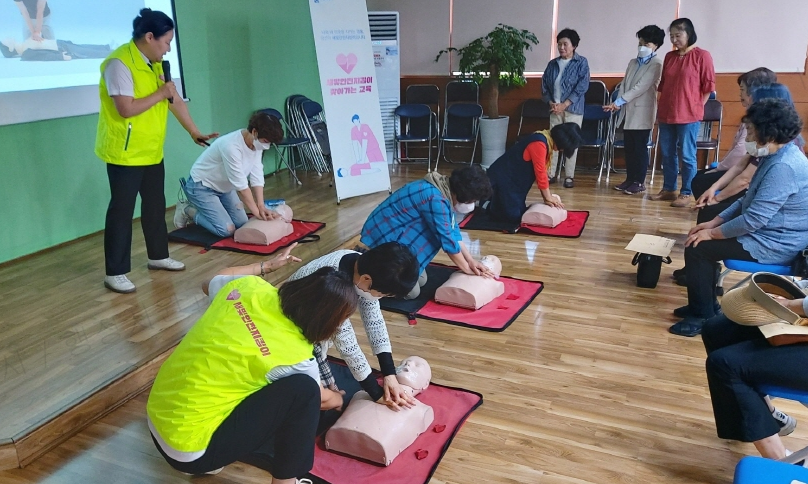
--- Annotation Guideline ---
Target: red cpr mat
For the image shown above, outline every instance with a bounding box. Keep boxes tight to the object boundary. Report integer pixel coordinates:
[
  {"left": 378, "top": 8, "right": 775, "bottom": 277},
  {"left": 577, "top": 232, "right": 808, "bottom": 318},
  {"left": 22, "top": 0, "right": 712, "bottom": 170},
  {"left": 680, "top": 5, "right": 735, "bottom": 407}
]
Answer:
[
  {"left": 379, "top": 263, "right": 543, "bottom": 332},
  {"left": 459, "top": 208, "right": 590, "bottom": 238},
  {"left": 167, "top": 220, "right": 324, "bottom": 255},
  {"left": 306, "top": 359, "right": 483, "bottom": 484}
]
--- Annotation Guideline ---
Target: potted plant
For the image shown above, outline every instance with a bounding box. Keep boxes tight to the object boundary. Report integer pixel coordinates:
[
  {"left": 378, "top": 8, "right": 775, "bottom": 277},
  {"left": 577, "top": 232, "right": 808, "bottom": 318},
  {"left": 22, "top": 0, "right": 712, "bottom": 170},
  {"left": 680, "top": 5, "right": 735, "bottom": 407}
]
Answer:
[{"left": 436, "top": 24, "right": 538, "bottom": 168}]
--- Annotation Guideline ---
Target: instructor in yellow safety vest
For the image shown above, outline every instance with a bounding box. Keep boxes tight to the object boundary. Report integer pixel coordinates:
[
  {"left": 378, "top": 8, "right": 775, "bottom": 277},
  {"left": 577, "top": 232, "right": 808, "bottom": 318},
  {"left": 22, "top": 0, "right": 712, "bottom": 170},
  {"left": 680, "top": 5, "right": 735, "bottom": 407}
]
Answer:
[
  {"left": 96, "top": 8, "right": 217, "bottom": 294},
  {"left": 147, "top": 245, "right": 356, "bottom": 482}
]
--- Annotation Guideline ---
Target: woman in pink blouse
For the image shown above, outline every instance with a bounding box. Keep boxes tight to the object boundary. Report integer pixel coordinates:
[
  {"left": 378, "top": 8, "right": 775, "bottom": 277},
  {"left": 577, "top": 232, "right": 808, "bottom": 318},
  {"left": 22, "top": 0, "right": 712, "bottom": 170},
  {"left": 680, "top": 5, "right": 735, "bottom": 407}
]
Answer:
[{"left": 650, "top": 18, "right": 715, "bottom": 207}]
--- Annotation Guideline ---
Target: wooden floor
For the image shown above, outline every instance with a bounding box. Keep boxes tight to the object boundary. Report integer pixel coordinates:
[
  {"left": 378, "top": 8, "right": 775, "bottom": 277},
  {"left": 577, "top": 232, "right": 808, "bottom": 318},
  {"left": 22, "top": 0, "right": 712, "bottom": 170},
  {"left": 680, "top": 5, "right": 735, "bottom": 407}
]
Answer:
[{"left": 2, "top": 164, "right": 807, "bottom": 483}]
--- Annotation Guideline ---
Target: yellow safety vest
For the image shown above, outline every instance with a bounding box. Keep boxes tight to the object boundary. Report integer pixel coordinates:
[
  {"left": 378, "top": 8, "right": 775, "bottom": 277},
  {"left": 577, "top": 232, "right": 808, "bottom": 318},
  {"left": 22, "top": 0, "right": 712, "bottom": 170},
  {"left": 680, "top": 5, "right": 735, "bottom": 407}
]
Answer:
[
  {"left": 146, "top": 277, "right": 314, "bottom": 453},
  {"left": 95, "top": 40, "right": 169, "bottom": 166}
]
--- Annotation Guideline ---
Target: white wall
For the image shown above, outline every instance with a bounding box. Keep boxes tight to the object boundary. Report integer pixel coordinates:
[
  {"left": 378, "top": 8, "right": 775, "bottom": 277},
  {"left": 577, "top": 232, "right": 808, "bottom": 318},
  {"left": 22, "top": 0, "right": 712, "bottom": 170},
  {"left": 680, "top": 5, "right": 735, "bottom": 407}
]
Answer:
[{"left": 367, "top": 0, "right": 808, "bottom": 75}]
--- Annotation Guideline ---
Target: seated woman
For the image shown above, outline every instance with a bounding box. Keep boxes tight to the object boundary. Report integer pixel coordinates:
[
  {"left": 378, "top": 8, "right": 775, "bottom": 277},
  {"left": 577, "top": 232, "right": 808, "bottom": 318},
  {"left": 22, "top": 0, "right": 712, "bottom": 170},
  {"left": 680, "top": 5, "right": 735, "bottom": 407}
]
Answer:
[
  {"left": 675, "top": 81, "right": 799, "bottom": 286},
  {"left": 174, "top": 111, "right": 284, "bottom": 237},
  {"left": 147, "top": 246, "right": 357, "bottom": 483},
  {"left": 485, "top": 123, "right": 582, "bottom": 223},
  {"left": 360, "top": 165, "right": 494, "bottom": 299},
  {"left": 702, "top": 296, "right": 808, "bottom": 461},
  {"left": 669, "top": 98, "right": 808, "bottom": 337}
]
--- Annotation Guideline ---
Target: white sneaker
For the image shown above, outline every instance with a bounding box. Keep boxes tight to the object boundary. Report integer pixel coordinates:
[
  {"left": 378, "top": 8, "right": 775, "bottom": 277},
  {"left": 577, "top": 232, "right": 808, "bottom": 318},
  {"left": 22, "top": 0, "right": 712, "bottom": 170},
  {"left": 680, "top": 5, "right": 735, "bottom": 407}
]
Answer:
[
  {"left": 104, "top": 275, "right": 136, "bottom": 293},
  {"left": 173, "top": 200, "right": 192, "bottom": 229},
  {"left": 147, "top": 258, "right": 186, "bottom": 271},
  {"left": 773, "top": 408, "right": 797, "bottom": 436},
  {"left": 297, "top": 479, "right": 313, "bottom": 484},
  {"left": 181, "top": 467, "right": 223, "bottom": 476}
]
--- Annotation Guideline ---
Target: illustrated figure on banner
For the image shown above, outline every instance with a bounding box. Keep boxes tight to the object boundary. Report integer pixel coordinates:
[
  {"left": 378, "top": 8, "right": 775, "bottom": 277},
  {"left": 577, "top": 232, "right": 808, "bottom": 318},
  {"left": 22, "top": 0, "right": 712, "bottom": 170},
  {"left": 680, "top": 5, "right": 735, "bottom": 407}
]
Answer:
[{"left": 343, "top": 113, "right": 384, "bottom": 177}]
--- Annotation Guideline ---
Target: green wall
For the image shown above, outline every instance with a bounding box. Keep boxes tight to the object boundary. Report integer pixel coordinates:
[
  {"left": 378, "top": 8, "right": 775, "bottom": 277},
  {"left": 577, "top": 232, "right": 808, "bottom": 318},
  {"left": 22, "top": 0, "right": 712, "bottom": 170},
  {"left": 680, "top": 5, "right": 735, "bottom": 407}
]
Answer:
[{"left": 0, "top": 0, "right": 322, "bottom": 264}]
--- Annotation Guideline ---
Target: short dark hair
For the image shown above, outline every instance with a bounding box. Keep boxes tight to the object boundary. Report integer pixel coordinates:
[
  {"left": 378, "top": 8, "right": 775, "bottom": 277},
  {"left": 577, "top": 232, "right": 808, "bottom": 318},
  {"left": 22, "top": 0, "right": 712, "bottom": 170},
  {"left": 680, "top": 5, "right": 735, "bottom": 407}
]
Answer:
[
  {"left": 744, "top": 98, "right": 803, "bottom": 145},
  {"left": 132, "top": 8, "right": 174, "bottom": 40},
  {"left": 357, "top": 242, "right": 419, "bottom": 297},
  {"left": 248, "top": 111, "right": 284, "bottom": 143},
  {"left": 279, "top": 267, "right": 358, "bottom": 343},
  {"left": 556, "top": 28, "right": 580, "bottom": 48},
  {"left": 670, "top": 18, "right": 697, "bottom": 46},
  {"left": 636, "top": 25, "right": 665, "bottom": 49},
  {"left": 449, "top": 165, "right": 492, "bottom": 203},
  {"left": 737, "top": 68, "right": 777, "bottom": 91},
  {"left": 550, "top": 123, "right": 583, "bottom": 159}
]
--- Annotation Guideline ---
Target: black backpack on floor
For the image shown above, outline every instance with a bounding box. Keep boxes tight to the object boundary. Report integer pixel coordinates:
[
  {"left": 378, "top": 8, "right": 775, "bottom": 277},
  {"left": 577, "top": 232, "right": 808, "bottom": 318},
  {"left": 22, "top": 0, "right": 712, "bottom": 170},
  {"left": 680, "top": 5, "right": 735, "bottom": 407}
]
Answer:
[{"left": 632, "top": 253, "right": 672, "bottom": 288}]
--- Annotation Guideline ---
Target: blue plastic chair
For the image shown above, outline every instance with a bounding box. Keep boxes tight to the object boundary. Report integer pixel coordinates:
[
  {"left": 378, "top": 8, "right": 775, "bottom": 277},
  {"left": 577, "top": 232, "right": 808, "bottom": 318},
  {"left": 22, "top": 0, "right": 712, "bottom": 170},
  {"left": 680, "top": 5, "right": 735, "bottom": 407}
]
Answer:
[
  {"left": 578, "top": 104, "right": 611, "bottom": 181},
  {"left": 259, "top": 108, "right": 307, "bottom": 185},
  {"left": 734, "top": 456, "right": 808, "bottom": 483},
  {"left": 716, "top": 260, "right": 794, "bottom": 296},
  {"left": 394, "top": 104, "right": 437, "bottom": 171}
]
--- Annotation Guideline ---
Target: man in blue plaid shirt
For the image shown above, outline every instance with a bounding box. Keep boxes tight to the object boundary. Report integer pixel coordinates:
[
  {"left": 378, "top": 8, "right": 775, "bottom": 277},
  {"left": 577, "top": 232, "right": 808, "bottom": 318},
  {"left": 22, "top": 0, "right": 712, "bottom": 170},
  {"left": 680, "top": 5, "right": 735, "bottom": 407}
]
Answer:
[{"left": 360, "top": 166, "right": 494, "bottom": 298}]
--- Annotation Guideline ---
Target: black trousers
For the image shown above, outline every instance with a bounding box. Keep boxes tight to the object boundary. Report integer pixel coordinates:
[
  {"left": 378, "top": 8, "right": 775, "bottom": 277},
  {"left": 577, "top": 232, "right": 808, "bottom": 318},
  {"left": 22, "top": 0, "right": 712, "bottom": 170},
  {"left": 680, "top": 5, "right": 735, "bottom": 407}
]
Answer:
[
  {"left": 703, "top": 314, "right": 808, "bottom": 442},
  {"left": 690, "top": 169, "right": 747, "bottom": 224},
  {"left": 684, "top": 238, "right": 756, "bottom": 318},
  {"left": 104, "top": 162, "right": 170, "bottom": 275},
  {"left": 153, "top": 374, "right": 320, "bottom": 479},
  {"left": 623, "top": 129, "right": 651, "bottom": 184}
]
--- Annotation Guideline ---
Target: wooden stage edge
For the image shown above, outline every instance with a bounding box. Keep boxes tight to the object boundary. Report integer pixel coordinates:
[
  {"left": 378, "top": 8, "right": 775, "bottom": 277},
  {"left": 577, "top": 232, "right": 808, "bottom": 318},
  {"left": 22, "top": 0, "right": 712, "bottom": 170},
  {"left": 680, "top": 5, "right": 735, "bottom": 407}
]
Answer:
[{"left": 0, "top": 233, "right": 363, "bottom": 472}]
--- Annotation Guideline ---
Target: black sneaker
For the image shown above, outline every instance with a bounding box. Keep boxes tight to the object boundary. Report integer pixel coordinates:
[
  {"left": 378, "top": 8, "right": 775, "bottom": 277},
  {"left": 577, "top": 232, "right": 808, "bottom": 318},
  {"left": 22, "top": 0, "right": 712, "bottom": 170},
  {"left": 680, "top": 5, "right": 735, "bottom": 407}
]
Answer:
[
  {"left": 672, "top": 267, "right": 686, "bottom": 279},
  {"left": 623, "top": 182, "right": 646, "bottom": 195},
  {"left": 614, "top": 180, "right": 631, "bottom": 191},
  {"left": 773, "top": 408, "right": 797, "bottom": 436}
]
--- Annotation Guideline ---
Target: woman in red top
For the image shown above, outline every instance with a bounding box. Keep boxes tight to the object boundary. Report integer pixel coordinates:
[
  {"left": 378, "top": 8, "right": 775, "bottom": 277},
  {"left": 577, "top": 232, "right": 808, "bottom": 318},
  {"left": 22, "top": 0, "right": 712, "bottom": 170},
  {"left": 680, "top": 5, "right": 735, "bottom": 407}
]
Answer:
[{"left": 650, "top": 18, "right": 715, "bottom": 207}]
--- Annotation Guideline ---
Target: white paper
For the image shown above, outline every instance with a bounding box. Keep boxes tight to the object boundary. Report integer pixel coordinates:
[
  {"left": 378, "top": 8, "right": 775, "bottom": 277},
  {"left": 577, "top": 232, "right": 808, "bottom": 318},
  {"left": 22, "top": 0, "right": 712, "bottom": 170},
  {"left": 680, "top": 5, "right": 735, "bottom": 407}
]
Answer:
[{"left": 625, "top": 234, "right": 675, "bottom": 258}]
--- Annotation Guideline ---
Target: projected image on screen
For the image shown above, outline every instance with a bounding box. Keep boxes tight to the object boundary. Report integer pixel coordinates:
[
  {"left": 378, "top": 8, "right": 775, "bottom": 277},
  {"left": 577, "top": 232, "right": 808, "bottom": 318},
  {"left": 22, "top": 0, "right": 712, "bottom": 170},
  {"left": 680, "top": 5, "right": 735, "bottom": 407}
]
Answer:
[{"left": 0, "top": 0, "right": 181, "bottom": 94}]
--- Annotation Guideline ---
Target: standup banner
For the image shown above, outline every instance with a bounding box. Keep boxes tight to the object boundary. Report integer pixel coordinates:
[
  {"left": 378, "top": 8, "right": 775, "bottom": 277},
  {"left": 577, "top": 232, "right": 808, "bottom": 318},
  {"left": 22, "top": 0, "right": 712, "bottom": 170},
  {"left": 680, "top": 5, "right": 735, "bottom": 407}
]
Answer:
[{"left": 309, "top": 0, "right": 391, "bottom": 202}]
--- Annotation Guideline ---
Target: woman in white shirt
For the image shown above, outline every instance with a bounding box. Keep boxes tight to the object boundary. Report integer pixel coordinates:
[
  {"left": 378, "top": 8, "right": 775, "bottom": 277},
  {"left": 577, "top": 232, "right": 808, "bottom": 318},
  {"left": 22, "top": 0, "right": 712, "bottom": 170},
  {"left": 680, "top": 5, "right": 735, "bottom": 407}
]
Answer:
[{"left": 175, "top": 111, "right": 284, "bottom": 237}]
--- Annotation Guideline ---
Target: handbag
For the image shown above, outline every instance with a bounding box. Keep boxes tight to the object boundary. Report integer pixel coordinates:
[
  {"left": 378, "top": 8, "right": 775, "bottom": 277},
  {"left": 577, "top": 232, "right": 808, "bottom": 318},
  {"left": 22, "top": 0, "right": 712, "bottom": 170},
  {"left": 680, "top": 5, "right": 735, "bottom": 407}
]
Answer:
[
  {"left": 631, "top": 252, "right": 672, "bottom": 289},
  {"left": 721, "top": 272, "right": 808, "bottom": 346}
]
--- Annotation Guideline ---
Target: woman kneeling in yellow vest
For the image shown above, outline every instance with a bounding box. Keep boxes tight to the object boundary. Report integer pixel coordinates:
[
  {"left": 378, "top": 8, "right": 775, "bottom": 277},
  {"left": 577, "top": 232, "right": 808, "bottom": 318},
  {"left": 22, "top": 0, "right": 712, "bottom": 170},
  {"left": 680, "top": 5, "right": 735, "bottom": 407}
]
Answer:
[{"left": 147, "top": 245, "right": 357, "bottom": 483}]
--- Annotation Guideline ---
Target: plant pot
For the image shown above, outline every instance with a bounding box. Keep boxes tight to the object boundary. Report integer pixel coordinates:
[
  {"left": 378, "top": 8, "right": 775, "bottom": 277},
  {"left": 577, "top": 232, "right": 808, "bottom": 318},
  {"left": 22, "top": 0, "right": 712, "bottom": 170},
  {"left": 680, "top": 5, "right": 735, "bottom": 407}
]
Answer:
[{"left": 479, "top": 116, "right": 509, "bottom": 169}]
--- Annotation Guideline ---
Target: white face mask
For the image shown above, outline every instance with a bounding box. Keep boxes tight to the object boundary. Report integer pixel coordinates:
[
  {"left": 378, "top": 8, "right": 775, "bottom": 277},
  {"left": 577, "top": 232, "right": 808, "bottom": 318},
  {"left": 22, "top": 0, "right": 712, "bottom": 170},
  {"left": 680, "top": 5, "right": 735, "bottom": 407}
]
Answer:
[
  {"left": 253, "top": 138, "right": 271, "bottom": 151},
  {"left": 453, "top": 202, "right": 475, "bottom": 214},
  {"left": 637, "top": 45, "right": 653, "bottom": 58},
  {"left": 745, "top": 141, "right": 770, "bottom": 157},
  {"left": 354, "top": 284, "right": 381, "bottom": 301}
]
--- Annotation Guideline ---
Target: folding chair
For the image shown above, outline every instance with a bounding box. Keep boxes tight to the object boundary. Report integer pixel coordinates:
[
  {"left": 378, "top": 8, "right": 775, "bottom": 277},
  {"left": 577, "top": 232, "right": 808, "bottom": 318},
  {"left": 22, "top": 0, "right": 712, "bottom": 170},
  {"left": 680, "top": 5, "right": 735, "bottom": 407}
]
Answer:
[
  {"left": 584, "top": 80, "right": 609, "bottom": 105},
  {"left": 394, "top": 104, "right": 435, "bottom": 171},
  {"left": 405, "top": 84, "right": 440, "bottom": 159},
  {"left": 697, "top": 99, "right": 724, "bottom": 166},
  {"left": 259, "top": 108, "right": 306, "bottom": 186},
  {"left": 436, "top": 103, "right": 482, "bottom": 170},
  {"left": 445, "top": 80, "right": 479, "bottom": 105},
  {"left": 573, "top": 104, "right": 611, "bottom": 179},
  {"left": 516, "top": 99, "right": 551, "bottom": 137}
]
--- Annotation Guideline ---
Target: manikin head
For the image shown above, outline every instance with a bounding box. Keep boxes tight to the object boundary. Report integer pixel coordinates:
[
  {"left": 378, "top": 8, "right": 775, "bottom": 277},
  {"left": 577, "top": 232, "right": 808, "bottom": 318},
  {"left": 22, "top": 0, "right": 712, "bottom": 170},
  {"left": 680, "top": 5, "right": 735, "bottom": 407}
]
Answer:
[
  {"left": 270, "top": 204, "right": 293, "bottom": 223},
  {"left": 395, "top": 356, "right": 431, "bottom": 394},
  {"left": 479, "top": 255, "right": 502, "bottom": 278}
]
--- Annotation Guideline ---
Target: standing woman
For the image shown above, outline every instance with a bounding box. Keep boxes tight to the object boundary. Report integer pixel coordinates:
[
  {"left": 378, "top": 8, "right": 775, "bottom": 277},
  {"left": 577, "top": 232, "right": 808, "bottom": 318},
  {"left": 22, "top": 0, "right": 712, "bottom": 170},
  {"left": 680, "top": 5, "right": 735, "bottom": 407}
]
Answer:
[
  {"left": 96, "top": 8, "right": 217, "bottom": 293},
  {"left": 541, "top": 28, "right": 590, "bottom": 189},
  {"left": 604, "top": 25, "right": 665, "bottom": 195},
  {"left": 651, "top": 18, "right": 715, "bottom": 207}
]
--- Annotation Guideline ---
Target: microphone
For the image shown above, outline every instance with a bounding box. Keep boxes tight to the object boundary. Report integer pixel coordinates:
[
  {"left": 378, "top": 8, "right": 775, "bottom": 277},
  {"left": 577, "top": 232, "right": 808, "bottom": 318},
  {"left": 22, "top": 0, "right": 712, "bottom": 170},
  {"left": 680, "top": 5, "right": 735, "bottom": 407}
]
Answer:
[{"left": 161, "top": 60, "right": 174, "bottom": 104}]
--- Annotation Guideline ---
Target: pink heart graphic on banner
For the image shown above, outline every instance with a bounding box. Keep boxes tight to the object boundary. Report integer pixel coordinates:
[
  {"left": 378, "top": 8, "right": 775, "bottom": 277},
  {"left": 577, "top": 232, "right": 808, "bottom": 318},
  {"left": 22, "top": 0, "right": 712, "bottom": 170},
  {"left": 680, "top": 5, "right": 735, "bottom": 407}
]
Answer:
[
  {"left": 226, "top": 289, "right": 241, "bottom": 301},
  {"left": 336, "top": 53, "right": 358, "bottom": 74}
]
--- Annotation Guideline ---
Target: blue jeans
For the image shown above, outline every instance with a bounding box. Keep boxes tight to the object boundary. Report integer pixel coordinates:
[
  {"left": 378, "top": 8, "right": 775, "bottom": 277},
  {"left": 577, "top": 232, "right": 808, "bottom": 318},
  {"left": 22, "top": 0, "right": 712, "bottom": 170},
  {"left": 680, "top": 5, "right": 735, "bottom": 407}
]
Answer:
[
  {"left": 182, "top": 176, "right": 248, "bottom": 237},
  {"left": 658, "top": 122, "right": 700, "bottom": 195}
]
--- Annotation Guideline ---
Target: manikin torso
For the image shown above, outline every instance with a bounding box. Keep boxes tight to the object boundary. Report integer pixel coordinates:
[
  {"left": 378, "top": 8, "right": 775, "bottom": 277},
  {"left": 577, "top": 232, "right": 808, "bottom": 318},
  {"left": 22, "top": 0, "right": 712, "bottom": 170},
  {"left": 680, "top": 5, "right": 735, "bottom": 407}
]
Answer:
[
  {"left": 233, "top": 204, "right": 294, "bottom": 245},
  {"left": 434, "top": 255, "right": 505, "bottom": 310},
  {"left": 324, "top": 356, "right": 435, "bottom": 466},
  {"left": 521, "top": 197, "right": 567, "bottom": 227}
]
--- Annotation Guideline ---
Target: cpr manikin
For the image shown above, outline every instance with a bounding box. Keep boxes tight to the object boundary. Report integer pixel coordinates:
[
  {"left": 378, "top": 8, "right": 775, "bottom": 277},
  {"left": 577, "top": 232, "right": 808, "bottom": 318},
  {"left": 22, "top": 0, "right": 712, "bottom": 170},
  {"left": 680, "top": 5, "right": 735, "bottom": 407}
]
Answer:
[
  {"left": 521, "top": 195, "right": 567, "bottom": 228},
  {"left": 434, "top": 255, "right": 505, "bottom": 310},
  {"left": 233, "top": 204, "right": 294, "bottom": 245},
  {"left": 324, "top": 356, "right": 435, "bottom": 466}
]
